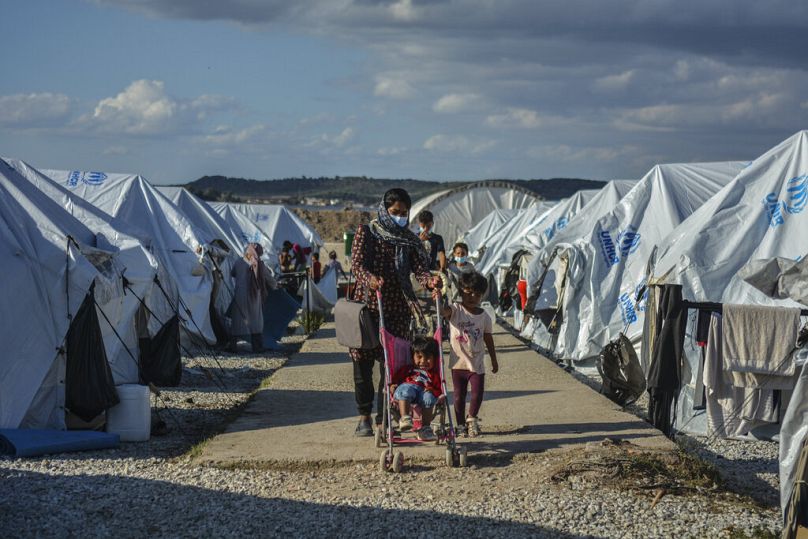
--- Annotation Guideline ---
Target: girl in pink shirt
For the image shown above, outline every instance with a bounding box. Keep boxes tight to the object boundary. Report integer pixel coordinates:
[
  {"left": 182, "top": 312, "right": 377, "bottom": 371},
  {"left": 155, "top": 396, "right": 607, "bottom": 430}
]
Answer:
[{"left": 435, "top": 271, "right": 498, "bottom": 437}]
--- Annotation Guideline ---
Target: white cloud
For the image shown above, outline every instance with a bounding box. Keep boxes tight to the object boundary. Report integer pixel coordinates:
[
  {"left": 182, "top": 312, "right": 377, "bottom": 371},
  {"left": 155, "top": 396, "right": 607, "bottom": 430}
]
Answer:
[
  {"left": 88, "top": 80, "right": 177, "bottom": 134},
  {"left": 82, "top": 79, "right": 236, "bottom": 135},
  {"left": 485, "top": 107, "right": 542, "bottom": 129},
  {"left": 374, "top": 75, "right": 415, "bottom": 100},
  {"left": 423, "top": 134, "right": 496, "bottom": 154},
  {"left": 0, "top": 92, "right": 71, "bottom": 127},
  {"left": 332, "top": 127, "right": 355, "bottom": 146},
  {"left": 200, "top": 124, "right": 267, "bottom": 146},
  {"left": 389, "top": 0, "right": 418, "bottom": 22},
  {"left": 432, "top": 93, "right": 480, "bottom": 113},
  {"left": 593, "top": 69, "right": 635, "bottom": 92},
  {"left": 307, "top": 127, "right": 357, "bottom": 149}
]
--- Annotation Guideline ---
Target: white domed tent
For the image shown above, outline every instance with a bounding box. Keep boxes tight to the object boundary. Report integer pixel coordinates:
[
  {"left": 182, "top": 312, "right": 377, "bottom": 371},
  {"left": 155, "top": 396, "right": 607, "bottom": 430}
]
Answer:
[
  {"left": 0, "top": 161, "right": 126, "bottom": 429},
  {"left": 534, "top": 161, "right": 745, "bottom": 365},
  {"left": 460, "top": 209, "right": 521, "bottom": 257},
  {"left": 409, "top": 181, "right": 545, "bottom": 245},
  {"left": 210, "top": 203, "right": 321, "bottom": 255},
  {"left": 476, "top": 190, "right": 600, "bottom": 278},
  {"left": 43, "top": 169, "right": 217, "bottom": 344},
  {"left": 207, "top": 203, "right": 278, "bottom": 268},
  {"left": 525, "top": 180, "right": 638, "bottom": 287},
  {"left": 156, "top": 186, "right": 252, "bottom": 256},
  {"left": 4, "top": 158, "right": 163, "bottom": 388},
  {"left": 521, "top": 179, "right": 637, "bottom": 349}
]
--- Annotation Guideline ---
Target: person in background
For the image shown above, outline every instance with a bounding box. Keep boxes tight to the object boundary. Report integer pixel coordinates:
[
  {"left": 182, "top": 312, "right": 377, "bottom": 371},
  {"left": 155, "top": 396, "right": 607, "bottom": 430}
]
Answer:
[
  {"left": 447, "top": 242, "right": 475, "bottom": 280},
  {"left": 310, "top": 252, "right": 322, "bottom": 283},
  {"left": 417, "top": 210, "right": 446, "bottom": 273},
  {"left": 278, "top": 246, "right": 294, "bottom": 273},
  {"left": 229, "top": 243, "right": 277, "bottom": 353},
  {"left": 283, "top": 240, "right": 312, "bottom": 272},
  {"left": 447, "top": 242, "right": 476, "bottom": 301},
  {"left": 324, "top": 250, "right": 347, "bottom": 279}
]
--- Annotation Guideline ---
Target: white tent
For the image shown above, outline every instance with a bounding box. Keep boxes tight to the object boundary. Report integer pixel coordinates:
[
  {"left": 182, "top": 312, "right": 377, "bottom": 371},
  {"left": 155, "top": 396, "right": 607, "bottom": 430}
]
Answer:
[
  {"left": 525, "top": 180, "right": 638, "bottom": 287},
  {"left": 202, "top": 202, "right": 278, "bottom": 268},
  {"left": 473, "top": 203, "right": 558, "bottom": 277},
  {"left": 523, "top": 190, "right": 601, "bottom": 253},
  {"left": 43, "top": 169, "right": 217, "bottom": 343},
  {"left": 645, "top": 131, "right": 808, "bottom": 437},
  {"left": 210, "top": 203, "right": 321, "bottom": 258},
  {"left": 4, "top": 159, "right": 162, "bottom": 387},
  {"left": 651, "top": 132, "right": 808, "bottom": 306},
  {"left": 409, "top": 181, "right": 545, "bottom": 245},
  {"left": 156, "top": 187, "right": 246, "bottom": 254},
  {"left": 540, "top": 162, "right": 745, "bottom": 364},
  {"left": 0, "top": 160, "right": 121, "bottom": 429},
  {"left": 461, "top": 209, "right": 521, "bottom": 257},
  {"left": 520, "top": 180, "right": 637, "bottom": 348},
  {"left": 476, "top": 190, "right": 599, "bottom": 278}
]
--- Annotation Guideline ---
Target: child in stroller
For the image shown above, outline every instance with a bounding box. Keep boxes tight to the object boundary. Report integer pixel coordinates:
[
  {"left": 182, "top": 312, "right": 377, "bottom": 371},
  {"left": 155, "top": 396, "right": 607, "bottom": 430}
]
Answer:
[
  {"left": 390, "top": 336, "right": 443, "bottom": 441},
  {"left": 376, "top": 289, "right": 467, "bottom": 472}
]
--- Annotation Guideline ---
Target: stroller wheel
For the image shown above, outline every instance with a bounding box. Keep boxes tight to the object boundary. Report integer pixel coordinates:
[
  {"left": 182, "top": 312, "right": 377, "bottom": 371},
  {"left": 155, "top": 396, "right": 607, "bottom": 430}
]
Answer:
[
  {"left": 458, "top": 445, "right": 468, "bottom": 468},
  {"left": 445, "top": 448, "right": 455, "bottom": 468},
  {"left": 392, "top": 451, "right": 404, "bottom": 473},
  {"left": 379, "top": 450, "right": 391, "bottom": 472}
]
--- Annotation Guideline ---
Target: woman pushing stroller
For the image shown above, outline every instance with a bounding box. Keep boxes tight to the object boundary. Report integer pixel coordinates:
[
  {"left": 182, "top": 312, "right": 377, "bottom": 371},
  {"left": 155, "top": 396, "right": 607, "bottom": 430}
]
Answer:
[{"left": 349, "top": 188, "right": 442, "bottom": 436}]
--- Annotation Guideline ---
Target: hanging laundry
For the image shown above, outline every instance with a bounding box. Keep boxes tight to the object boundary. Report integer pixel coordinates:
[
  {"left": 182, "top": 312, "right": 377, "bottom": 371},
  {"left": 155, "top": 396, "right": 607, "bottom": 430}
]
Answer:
[{"left": 722, "top": 304, "right": 801, "bottom": 378}]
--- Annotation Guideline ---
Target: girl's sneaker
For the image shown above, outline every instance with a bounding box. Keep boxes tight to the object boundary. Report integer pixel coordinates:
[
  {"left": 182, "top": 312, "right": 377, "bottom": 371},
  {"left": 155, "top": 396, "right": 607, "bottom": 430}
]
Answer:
[
  {"left": 399, "top": 415, "right": 413, "bottom": 432},
  {"left": 455, "top": 424, "right": 467, "bottom": 437},
  {"left": 467, "top": 417, "right": 481, "bottom": 438}
]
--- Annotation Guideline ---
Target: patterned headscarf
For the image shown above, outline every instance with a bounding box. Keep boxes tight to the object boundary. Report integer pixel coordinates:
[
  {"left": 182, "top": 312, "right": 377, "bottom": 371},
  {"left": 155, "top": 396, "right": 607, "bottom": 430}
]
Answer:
[{"left": 368, "top": 199, "right": 430, "bottom": 317}]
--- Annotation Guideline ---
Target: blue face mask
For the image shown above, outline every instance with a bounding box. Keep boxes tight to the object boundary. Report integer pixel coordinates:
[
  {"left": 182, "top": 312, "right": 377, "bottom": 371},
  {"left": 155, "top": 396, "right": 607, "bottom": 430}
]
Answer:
[
  {"left": 456, "top": 256, "right": 468, "bottom": 264},
  {"left": 389, "top": 213, "right": 408, "bottom": 227}
]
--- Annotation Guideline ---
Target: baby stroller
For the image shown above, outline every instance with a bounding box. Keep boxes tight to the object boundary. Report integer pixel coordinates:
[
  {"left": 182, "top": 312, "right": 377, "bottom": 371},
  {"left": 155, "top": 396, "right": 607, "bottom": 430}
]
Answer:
[{"left": 375, "top": 289, "right": 467, "bottom": 473}]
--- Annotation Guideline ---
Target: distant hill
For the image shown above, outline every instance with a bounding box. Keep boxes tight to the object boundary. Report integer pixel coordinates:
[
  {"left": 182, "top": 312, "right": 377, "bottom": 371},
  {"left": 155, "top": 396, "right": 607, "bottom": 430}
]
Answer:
[{"left": 184, "top": 175, "right": 605, "bottom": 205}]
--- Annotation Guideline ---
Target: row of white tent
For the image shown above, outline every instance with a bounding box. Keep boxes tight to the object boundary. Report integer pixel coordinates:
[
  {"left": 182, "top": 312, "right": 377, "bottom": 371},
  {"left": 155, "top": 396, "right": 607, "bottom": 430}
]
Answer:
[
  {"left": 449, "top": 130, "right": 808, "bottom": 523},
  {"left": 0, "top": 158, "right": 321, "bottom": 430},
  {"left": 461, "top": 131, "right": 807, "bottom": 387}
]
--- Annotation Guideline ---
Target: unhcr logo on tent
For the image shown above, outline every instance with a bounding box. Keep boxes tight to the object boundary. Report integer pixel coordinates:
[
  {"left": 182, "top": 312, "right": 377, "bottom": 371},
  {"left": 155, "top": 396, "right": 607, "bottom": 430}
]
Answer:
[
  {"left": 618, "top": 292, "right": 638, "bottom": 325},
  {"left": 617, "top": 226, "right": 641, "bottom": 258},
  {"left": 764, "top": 174, "right": 807, "bottom": 227},
  {"left": 544, "top": 216, "right": 570, "bottom": 242},
  {"left": 66, "top": 171, "right": 108, "bottom": 188},
  {"left": 598, "top": 228, "right": 620, "bottom": 266},
  {"left": 255, "top": 214, "right": 269, "bottom": 222}
]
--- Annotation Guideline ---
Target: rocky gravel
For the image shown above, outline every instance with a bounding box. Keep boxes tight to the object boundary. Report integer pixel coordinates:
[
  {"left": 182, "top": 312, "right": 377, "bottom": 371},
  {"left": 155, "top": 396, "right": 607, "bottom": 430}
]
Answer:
[
  {"left": 569, "top": 367, "right": 781, "bottom": 510},
  {"left": 0, "top": 325, "right": 782, "bottom": 538}
]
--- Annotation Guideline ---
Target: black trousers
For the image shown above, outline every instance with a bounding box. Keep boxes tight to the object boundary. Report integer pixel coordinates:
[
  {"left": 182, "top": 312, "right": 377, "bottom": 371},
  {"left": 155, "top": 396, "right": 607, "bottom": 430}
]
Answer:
[{"left": 353, "top": 356, "right": 386, "bottom": 423}]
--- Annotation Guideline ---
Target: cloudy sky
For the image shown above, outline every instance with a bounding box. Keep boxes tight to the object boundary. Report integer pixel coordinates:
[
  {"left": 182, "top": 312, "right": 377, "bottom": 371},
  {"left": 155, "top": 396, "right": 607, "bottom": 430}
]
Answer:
[{"left": 2, "top": 0, "right": 808, "bottom": 183}]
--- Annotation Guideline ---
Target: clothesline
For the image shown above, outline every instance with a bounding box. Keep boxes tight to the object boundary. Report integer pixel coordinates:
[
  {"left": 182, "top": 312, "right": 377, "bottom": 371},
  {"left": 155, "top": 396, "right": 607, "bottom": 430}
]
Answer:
[{"left": 681, "top": 300, "right": 808, "bottom": 316}]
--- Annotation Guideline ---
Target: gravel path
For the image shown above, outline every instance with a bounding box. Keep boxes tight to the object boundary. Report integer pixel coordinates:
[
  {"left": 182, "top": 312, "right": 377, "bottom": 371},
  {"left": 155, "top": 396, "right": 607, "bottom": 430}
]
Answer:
[{"left": 0, "top": 327, "right": 782, "bottom": 538}]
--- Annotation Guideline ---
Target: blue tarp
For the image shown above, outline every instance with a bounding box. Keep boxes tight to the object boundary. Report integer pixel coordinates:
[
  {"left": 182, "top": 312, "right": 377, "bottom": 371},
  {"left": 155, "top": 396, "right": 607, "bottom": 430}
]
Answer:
[
  {"left": 262, "top": 288, "right": 300, "bottom": 349},
  {"left": 0, "top": 429, "right": 120, "bottom": 457}
]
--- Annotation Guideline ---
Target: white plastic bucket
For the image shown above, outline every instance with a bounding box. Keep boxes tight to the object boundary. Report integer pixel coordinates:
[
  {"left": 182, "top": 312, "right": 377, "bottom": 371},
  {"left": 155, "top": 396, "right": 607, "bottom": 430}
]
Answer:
[{"left": 107, "top": 384, "right": 151, "bottom": 442}]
